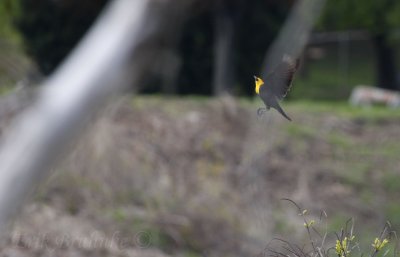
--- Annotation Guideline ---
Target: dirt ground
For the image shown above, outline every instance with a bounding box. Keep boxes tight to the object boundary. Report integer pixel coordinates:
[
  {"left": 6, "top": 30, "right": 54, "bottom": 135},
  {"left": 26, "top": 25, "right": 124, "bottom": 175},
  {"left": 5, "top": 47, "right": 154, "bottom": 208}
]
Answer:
[{"left": 1, "top": 96, "right": 400, "bottom": 257}]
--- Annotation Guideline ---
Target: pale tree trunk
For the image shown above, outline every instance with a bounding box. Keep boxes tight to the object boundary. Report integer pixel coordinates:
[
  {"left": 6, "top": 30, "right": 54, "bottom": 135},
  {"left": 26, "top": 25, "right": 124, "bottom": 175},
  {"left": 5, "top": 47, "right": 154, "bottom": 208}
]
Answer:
[{"left": 213, "top": 3, "right": 235, "bottom": 96}]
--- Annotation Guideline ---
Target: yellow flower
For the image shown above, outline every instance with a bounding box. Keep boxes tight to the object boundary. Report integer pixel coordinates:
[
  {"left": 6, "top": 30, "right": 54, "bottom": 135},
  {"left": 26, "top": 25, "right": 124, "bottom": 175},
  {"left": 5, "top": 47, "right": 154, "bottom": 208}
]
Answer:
[
  {"left": 372, "top": 238, "right": 389, "bottom": 251},
  {"left": 303, "top": 220, "right": 315, "bottom": 228},
  {"left": 335, "top": 240, "right": 342, "bottom": 256},
  {"left": 335, "top": 237, "right": 350, "bottom": 257}
]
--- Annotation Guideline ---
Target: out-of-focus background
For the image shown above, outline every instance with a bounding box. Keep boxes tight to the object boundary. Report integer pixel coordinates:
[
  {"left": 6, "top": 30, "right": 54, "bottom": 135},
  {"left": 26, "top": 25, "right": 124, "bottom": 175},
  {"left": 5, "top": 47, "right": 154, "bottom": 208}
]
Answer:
[{"left": 1, "top": 0, "right": 400, "bottom": 257}]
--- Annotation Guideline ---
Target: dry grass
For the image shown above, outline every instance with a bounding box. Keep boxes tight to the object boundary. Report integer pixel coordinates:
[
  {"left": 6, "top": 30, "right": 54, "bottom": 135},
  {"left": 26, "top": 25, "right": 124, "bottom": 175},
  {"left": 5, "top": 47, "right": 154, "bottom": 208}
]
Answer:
[{"left": 1, "top": 96, "right": 400, "bottom": 257}]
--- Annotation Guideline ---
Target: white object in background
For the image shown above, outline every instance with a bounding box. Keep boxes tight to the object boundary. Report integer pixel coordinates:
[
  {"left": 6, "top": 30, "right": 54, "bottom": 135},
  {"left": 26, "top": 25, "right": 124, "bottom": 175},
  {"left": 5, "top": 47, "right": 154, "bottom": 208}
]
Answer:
[{"left": 349, "top": 85, "right": 400, "bottom": 107}]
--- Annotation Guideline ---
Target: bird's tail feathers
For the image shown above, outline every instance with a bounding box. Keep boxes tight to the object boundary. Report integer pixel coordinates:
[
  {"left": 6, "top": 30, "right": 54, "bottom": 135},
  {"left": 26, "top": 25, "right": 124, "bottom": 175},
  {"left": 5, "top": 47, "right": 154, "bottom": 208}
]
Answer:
[{"left": 273, "top": 102, "right": 292, "bottom": 121}]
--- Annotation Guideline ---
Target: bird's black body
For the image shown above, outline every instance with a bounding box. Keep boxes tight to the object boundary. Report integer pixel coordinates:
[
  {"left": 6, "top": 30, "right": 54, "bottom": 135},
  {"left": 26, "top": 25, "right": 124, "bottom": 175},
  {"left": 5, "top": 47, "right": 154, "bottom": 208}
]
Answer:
[
  {"left": 255, "top": 55, "right": 300, "bottom": 121},
  {"left": 258, "top": 89, "right": 292, "bottom": 120}
]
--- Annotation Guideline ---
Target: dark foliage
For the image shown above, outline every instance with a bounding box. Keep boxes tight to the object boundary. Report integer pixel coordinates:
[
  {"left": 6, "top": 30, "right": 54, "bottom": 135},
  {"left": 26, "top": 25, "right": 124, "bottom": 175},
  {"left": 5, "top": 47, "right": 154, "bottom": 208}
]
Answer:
[
  {"left": 13, "top": 0, "right": 292, "bottom": 94},
  {"left": 177, "top": 0, "right": 292, "bottom": 96},
  {"left": 15, "top": 0, "right": 109, "bottom": 75}
]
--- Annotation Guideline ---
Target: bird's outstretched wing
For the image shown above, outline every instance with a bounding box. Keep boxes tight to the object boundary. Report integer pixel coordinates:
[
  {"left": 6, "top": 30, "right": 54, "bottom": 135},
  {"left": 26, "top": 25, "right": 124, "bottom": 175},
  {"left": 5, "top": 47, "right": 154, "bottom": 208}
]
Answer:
[{"left": 265, "top": 55, "right": 300, "bottom": 100}]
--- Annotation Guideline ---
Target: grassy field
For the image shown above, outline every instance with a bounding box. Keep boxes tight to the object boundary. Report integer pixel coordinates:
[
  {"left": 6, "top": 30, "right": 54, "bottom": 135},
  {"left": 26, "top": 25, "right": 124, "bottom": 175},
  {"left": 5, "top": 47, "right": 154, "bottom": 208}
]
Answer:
[
  {"left": 0, "top": 35, "right": 398, "bottom": 256},
  {"left": 1, "top": 96, "right": 398, "bottom": 257}
]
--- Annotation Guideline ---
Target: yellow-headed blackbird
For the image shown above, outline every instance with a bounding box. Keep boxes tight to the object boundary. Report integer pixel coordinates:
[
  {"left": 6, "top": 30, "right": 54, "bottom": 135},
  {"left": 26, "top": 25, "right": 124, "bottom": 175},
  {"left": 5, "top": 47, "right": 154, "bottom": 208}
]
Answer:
[{"left": 254, "top": 55, "right": 300, "bottom": 121}]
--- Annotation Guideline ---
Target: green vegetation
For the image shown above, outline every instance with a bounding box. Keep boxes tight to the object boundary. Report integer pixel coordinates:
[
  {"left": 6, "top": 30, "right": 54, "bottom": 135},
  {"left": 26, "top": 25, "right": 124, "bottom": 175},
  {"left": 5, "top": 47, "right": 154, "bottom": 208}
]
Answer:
[
  {"left": 382, "top": 173, "right": 400, "bottom": 193},
  {"left": 286, "top": 123, "right": 317, "bottom": 139},
  {"left": 287, "top": 100, "right": 400, "bottom": 120},
  {"left": 271, "top": 201, "right": 396, "bottom": 257},
  {"left": 1, "top": 0, "right": 398, "bottom": 100},
  {"left": 9, "top": 97, "right": 397, "bottom": 256},
  {"left": 386, "top": 204, "right": 400, "bottom": 229},
  {"left": 0, "top": 0, "right": 21, "bottom": 43},
  {"left": 320, "top": 0, "right": 400, "bottom": 90},
  {"left": 291, "top": 43, "right": 375, "bottom": 101}
]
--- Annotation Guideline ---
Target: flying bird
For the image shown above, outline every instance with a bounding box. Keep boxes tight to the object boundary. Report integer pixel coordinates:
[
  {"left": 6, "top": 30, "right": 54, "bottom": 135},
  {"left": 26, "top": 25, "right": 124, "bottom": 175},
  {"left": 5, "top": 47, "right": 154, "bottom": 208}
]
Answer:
[{"left": 254, "top": 55, "right": 300, "bottom": 121}]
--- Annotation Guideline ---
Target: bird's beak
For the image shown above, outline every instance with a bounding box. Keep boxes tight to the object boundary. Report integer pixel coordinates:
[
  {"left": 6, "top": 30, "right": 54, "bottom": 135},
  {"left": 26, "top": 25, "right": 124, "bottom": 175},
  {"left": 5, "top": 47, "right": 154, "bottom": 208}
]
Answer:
[{"left": 253, "top": 75, "right": 257, "bottom": 80}]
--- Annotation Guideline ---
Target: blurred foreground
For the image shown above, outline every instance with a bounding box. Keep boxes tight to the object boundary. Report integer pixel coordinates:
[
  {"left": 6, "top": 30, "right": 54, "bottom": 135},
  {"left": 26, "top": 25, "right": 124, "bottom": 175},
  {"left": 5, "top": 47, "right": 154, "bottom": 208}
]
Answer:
[{"left": 0, "top": 96, "right": 399, "bottom": 257}]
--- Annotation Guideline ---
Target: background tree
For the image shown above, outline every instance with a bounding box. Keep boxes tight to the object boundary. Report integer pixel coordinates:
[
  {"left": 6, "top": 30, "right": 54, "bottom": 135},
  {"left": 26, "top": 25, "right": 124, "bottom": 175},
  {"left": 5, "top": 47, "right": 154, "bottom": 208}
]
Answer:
[
  {"left": 320, "top": 0, "right": 400, "bottom": 91},
  {"left": 8, "top": 0, "right": 293, "bottom": 95},
  {"left": 14, "top": 0, "right": 108, "bottom": 75},
  {"left": 178, "top": 0, "right": 293, "bottom": 96}
]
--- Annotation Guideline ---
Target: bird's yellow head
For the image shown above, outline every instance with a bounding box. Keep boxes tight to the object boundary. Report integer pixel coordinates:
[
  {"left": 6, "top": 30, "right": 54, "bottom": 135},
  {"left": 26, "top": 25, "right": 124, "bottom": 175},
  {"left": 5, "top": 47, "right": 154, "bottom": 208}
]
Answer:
[{"left": 254, "top": 76, "right": 264, "bottom": 94}]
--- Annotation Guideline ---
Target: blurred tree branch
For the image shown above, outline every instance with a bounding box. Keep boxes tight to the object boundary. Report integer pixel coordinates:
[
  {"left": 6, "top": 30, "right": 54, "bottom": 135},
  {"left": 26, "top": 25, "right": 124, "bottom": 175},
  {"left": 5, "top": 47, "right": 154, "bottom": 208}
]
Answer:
[{"left": 0, "top": 0, "right": 192, "bottom": 239}]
